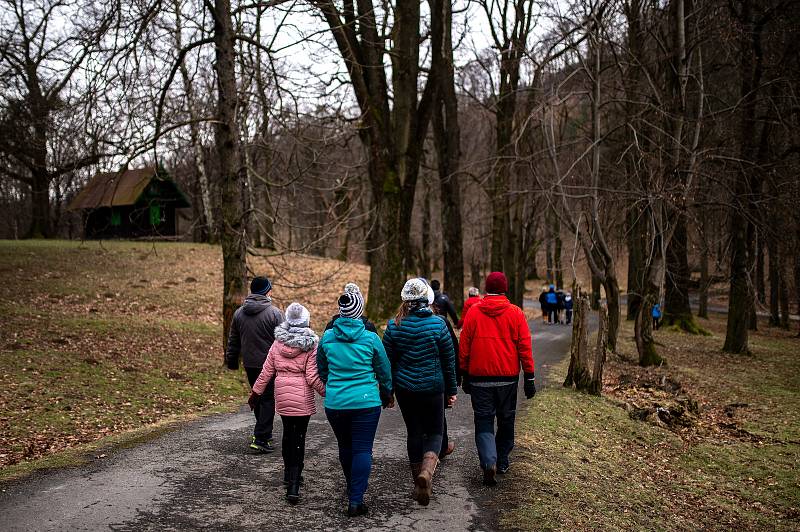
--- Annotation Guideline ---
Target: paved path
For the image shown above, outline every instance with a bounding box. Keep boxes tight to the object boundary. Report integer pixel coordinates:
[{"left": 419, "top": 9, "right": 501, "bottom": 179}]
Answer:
[{"left": 0, "top": 307, "right": 574, "bottom": 532}]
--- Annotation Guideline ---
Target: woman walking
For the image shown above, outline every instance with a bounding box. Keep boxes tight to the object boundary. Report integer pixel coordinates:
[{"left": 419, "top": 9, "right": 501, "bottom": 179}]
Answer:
[
  {"left": 316, "top": 284, "right": 393, "bottom": 517},
  {"left": 382, "top": 278, "right": 458, "bottom": 506},
  {"left": 249, "top": 303, "right": 325, "bottom": 504}
]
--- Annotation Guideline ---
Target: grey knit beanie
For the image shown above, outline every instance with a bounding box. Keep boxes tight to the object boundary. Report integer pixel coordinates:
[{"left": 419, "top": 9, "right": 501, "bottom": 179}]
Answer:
[
  {"left": 401, "top": 278, "right": 429, "bottom": 302},
  {"left": 468, "top": 287, "right": 480, "bottom": 297},
  {"left": 285, "top": 302, "right": 310, "bottom": 328}
]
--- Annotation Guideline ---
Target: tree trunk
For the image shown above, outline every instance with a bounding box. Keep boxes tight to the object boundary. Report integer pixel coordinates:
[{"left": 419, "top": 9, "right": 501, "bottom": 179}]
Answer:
[
  {"left": 553, "top": 212, "right": 563, "bottom": 289},
  {"left": 431, "top": 0, "right": 464, "bottom": 311},
  {"left": 590, "top": 274, "right": 601, "bottom": 311},
  {"left": 564, "top": 293, "right": 591, "bottom": 389},
  {"left": 420, "top": 178, "right": 432, "bottom": 279},
  {"left": 768, "top": 236, "right": 780, "bottom": 326},
  {"left": 28, "top": 171, "right": 51, "bottom": 239},
  {"left": 626, "top": 208, "right": 646, "bottom": 320},
  {"left": 778, "top": 267, "right": 789, "bottom": 330},
  {"left": 698, "top": 241, "right": 709, "bottom": 319},
  {"left": 588, "top": 304, "right": 608, "bottom": 396},
  {"left": 175, "top": 0, "right": 215, "bottom": 243},
  {"left": 213, "top": 0, "right": 247, "bottom": 354},
  {"left": 664, "top": 219, "right": 696, "bottom": 330},
  {"left": 724, "top": 0, "right": 761, "bottom": 354},
  {"left": 756, "top": 232, "right": 766, "bottom": 304}
]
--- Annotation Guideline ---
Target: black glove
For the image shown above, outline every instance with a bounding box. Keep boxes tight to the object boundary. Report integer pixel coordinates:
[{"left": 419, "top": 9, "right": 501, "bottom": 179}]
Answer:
[
  {"left": 461, "top": 374, "right": 471, "bottom": 395},
  {"left": 226, "top": 355, "right": 239, "bottom": 370},
  {"left": 523, "top": 373, "right": 536, "bottom": 399},
  {"left": 247, "top": 391, "right": 260, "bottom": 410},
  {"left": 380, "top": 387, "right": 394, "bottom": 408}
]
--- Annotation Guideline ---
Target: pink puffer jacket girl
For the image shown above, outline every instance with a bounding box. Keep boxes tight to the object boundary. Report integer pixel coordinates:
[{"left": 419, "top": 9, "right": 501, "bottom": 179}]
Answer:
[{"left": 253, "top": 322, "right": 325, "bottom": 416}]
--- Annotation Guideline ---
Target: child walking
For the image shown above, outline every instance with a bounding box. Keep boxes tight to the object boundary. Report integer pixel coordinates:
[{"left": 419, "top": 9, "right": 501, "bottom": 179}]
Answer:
[{"left": 249, "top": 303, "right": 325, "bottom": 504}]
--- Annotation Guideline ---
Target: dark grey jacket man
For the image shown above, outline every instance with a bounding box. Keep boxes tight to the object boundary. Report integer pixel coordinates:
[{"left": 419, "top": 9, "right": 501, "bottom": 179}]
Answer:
[{"left": 225, "top": 276, "right": 284, "bottom": 453}]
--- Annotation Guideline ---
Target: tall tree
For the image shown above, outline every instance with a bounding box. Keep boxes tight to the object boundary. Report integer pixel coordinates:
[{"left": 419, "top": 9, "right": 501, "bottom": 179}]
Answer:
[
  {"left": 311, "top": 0, "right": 437, "bottom": 318},
  {"left": 0, "top": 0, "right": 114, "bottom": 237}
]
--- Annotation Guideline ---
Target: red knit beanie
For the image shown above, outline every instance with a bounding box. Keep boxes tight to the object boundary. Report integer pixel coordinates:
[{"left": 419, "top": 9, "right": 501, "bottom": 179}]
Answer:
[{"left": 485, "top": 271, "right": 508, "bottom": 294}]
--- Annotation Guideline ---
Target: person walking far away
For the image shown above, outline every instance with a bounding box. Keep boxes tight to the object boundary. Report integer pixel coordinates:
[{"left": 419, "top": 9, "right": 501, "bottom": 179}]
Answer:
[
  {"left": 248, "top": 303, "right": 325, "bottom": 504},
  {"left": 226, "top": 276, "right": 284, "bottom": 454},
  {"left": 430, "top": 279, "right": 459, "bottom": 327},
  {"left": 460, "top": 271, "right": 535, "bottom": 487},
  {"left": 652, "top": 302, "right": 662, "bottom": 330},
  {"left": 458, "top": 287, "right": 482, "bottom": 329},
  {"left": 556, "top": 289, "right": 566, "bottom": 324},
  {"left": 564, "top": 292, "right": 574, "bottom": 325},
  {"left": 545, "top": 285, "right": 559, "bottom": 324},
  {"left": 324, "top": 283, "right": 377, "bottom": 333},
  {"left": 538, "top": 287, "right": 549, "bottom": 325},
  {"left": 383, "top": 278, "right": 458, "bottom": 506},
  {"left": 316, "top": 284, "right": 394, "bottom": 518}
]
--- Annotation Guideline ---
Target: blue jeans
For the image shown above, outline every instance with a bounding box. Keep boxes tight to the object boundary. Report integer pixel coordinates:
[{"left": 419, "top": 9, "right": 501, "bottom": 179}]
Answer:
[
  {"left": 325, "top": 406, "right": 381, "bottom": 505},
  {"left": 470, "top": 383, "right": 517, "bottom": 470}
]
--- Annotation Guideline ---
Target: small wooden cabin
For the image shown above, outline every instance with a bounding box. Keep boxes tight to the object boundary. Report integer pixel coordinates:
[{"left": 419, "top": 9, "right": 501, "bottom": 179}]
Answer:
[{"left": 68, "top": 166, "right": 190, "bottom": 239}]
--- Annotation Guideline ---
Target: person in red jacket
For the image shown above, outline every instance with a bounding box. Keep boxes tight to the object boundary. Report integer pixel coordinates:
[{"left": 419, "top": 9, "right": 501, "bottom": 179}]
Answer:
[
  {"left": 457, "top": 287, "right": 482, "bottom": 328},
  {"left": 459, "top": 271, "right": 535, "bottom": 487}
]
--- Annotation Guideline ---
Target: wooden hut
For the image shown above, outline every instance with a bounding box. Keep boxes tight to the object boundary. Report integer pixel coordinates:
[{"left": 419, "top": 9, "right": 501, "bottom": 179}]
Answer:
[{"left": 68, "top": 166, "right": 190, "bottom": 239}]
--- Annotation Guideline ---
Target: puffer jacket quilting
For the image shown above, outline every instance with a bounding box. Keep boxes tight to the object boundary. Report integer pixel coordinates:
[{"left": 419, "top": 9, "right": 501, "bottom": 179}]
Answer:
[
  {"left": 382, "top": 308, "right": 457, "bottom": 396},
  {"left": 252, "top": 324, "right": 325, "bottom": 416}
]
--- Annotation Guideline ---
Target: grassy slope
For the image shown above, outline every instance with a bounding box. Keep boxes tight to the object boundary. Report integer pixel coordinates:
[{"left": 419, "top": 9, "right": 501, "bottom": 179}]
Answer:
[
  {"left": 504, "top": 315, "right": 800, "bottom": 531},
  {"left": 0, "top": 240, "right": 368, "bottom": 478}
]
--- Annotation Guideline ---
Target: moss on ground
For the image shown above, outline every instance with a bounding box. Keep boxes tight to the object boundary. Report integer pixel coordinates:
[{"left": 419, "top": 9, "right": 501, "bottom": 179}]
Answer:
[
  {"left": 503, "top": 314, "right": 800, "bottom": 531},
  {"left": 0, "top": 239, "right": 369, "bottom": 473}
]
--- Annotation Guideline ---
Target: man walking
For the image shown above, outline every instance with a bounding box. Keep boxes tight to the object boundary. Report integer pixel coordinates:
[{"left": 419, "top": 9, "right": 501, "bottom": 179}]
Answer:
[
  {"left": 459, "top": 271, "right": 535, "bottom": 487},
  {"left": 226, "top": 276, "right": 284, "bottom": 453},
  {"left": 430, "top": 279, "right": 459, "bottom": 327}
]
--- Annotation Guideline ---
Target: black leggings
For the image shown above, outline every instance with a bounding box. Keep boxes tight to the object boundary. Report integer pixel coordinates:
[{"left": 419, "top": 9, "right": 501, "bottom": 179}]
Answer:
[
  {"left": 395, "top": 389, "right": 445, "bottom": 463},
  {"left": 281, "top": 415, "right": 310, "bottom": 470}
]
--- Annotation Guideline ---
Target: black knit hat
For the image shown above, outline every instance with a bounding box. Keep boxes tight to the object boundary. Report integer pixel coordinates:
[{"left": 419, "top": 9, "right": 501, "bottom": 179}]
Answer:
[
  {"left": 430, "top": 279, "right": 441, "bottom": 291},
  {"left": 250, "top": 276, "right": 272, "bottom": 295},
  {"left": 338, "top": 283, "right": 364, "bottom": 319}
]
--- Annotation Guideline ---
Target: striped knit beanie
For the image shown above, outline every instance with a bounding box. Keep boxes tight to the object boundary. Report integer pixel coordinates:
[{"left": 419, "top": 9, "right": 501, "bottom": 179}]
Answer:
[{"left": 338, "top": 282, "right": 364, "bottom": 319}]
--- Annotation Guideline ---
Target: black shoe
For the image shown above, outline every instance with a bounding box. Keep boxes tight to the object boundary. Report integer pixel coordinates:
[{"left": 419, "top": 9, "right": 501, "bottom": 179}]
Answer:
[
  {"left": 347, "top": 503, "right": 368, "bottom": 517},
  {"left": 497, "top": 463, "right": 511, "bottom": 474},
  {"left": 249, "top": 437, "right": 275, "bottom": 454},
  {"left": 483, "top": 465, "right": 497, "bottom": 487},
  {"left": 286, "top": 467, "right": 301, "bottom": 504}
]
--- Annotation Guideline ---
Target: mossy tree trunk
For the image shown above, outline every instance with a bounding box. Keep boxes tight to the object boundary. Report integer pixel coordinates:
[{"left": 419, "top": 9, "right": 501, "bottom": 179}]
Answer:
[{"left": 213, "top": 0, "right": 247, "bottom": 353}]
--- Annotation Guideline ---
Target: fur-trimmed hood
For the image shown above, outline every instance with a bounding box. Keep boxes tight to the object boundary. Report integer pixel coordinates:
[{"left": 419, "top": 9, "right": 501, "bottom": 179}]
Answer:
[{"left": 273, "top": 322, "right": 319, "bottom": 354}]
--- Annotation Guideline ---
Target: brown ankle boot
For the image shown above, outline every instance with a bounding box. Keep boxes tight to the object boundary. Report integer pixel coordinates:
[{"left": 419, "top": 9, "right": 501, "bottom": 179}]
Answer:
[
  {"left": 415, "top": 451, "right": 439, "bottom": 506},
  {"left": 411, "top": 462, "right": 422, "bottom": 501},
  {"left": 410, "top": 462, "right": 422, "bottom": 500}
]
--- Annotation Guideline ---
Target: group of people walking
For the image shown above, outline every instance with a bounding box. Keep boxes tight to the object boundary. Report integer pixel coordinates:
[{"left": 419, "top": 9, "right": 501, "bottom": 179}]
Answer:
[
  {"left": 538, "top": 284, "right": 573, "bottom": 325},
  {"left": 225, "top": 271, "right": 535, "bottom": 517}
]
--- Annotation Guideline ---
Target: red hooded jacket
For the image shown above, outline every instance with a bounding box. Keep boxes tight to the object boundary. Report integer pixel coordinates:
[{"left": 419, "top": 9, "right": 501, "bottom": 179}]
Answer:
[
  {"left": 459, "top": 295, "right": 534, "bottom": 381},
  {"left": 457, "top": 295, "right": 482, "bottom": 328}
]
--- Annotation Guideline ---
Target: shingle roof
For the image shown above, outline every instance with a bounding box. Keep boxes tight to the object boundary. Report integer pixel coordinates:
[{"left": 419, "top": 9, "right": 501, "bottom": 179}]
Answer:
[{"left": 68, "top": 166, "right": 188, "bottom": 210}]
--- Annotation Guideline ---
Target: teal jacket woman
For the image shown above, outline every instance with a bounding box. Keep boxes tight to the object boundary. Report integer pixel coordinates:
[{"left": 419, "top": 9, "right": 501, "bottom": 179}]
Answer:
[{"left": 316, "top": 283, "right": 393, "bottom": 517}]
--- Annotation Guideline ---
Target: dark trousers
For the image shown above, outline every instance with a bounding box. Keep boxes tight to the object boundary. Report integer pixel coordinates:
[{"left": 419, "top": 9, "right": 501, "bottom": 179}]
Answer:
[
  {"left": 395, "top": 389, "right": 445, "bottom": 463},
  {"left": 470, "top": 383, "right": 517, "bottom": 470},
  {"left": 547, "top": 308, "right": 558, "bottom": 323},
  {"left": 566, "top": 309, "right": 573, "bottom": 324},
  {"left": 281, "top": 415, "right": 310, "bottom": 472},
  {"left": 653, "top": 317, "right": 661, "bottom": 330},
  {"left": 441, "top": 414, "right": 450, "bottom": 457},
  {"left": 245, "top": 367, "right": 275, "bottom": 441},
  {"left": 325, "top": 406, "right": 381, "bottom": 505}
]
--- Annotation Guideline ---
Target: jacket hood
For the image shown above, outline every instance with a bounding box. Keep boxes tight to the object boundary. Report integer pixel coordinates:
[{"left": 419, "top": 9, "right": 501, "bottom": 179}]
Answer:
[
  {"left": 332, "top": 317, "right": 366, "bottom": 342},
  {"left": 241, "top": 294, "right": 272, "bottom": 315},
  {"left": 274, "top": 322, "right": 319, "bottom": 353},
  {"left": 477, "top": 295, "right": 512, "bottom": 317}
]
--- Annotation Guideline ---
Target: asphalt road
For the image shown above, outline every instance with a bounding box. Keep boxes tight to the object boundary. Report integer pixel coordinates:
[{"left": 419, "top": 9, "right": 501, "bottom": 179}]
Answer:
[{"left": 0, "top": 309, "right": 575, "bottom": 532}]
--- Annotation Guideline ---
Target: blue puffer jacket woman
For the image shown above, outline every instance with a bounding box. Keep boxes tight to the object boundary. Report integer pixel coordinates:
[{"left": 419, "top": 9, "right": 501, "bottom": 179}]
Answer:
[{"left": 382, "top": 278, "right": 457, "bottom": 507}]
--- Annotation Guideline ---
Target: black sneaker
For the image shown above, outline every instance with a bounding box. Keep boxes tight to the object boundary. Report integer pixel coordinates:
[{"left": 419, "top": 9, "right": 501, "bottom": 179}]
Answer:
[
  {"left": 249, "top": 437, "right": 275, "bottom": 454},
  {"left": 483, "top": 465, "right": 497, "bottom": 487},
  {"left": 498, "top": 464, "right": 511, "bottom": 474},
  {"left": 347, "top": 503, "right": 368, "bottom": 517}
]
